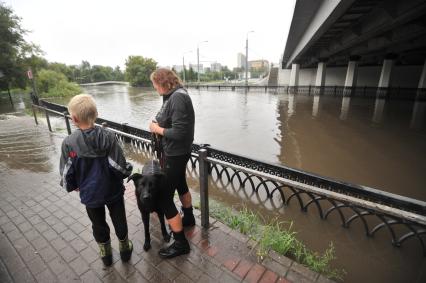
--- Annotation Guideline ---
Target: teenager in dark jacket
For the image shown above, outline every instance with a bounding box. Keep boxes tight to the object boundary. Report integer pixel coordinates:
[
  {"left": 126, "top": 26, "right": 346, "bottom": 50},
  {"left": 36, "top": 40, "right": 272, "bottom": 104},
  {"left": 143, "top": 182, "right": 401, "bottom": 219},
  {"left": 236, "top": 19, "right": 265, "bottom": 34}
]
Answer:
[
  {"left": 149, "top": 68, "right": 195, "bottom": 258},
  {"left": 59, "top": 94, "right": 133, "bottom": 266}
]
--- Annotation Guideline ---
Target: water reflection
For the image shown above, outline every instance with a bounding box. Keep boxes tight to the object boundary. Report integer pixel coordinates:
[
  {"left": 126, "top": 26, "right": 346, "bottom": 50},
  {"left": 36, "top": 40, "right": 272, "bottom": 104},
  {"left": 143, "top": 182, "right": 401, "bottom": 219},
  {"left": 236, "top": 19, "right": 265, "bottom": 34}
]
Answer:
[
  {"left": 373, "top": 97, "right": 386, "bottom": 123},
  {"left": 411, "top": 100, "right": 426, "bottom": 129},
  {"left": 0, "top": 115, "right": 56, "bottom": 172},
  {"left": 340, "top": 96, "right": 351, "bottom": 120},
  {"left": 312, "top": 94, "right": 320, "bottom": 117}
]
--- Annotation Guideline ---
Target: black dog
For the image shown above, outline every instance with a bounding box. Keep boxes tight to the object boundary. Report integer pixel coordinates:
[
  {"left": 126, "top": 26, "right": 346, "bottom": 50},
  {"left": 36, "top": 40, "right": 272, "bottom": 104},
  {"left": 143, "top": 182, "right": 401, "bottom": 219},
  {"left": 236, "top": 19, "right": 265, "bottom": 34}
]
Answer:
[{"left": 127, "top": 160, "right": 171, "bottom": 251}]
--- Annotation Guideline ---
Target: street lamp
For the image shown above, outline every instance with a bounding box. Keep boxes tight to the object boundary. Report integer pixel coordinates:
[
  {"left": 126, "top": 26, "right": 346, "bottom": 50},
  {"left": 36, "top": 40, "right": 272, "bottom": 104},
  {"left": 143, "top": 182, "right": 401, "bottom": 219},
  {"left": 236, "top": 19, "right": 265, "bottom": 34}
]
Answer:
[
  {"left": 182, "top": 50, "right": 192, "bottom": 84},
  {"left": 197, "top": 40, "right": 208, "bottom": 84},
  {"left": 245, "top": 30, "right": 254, "bottom": 87}
]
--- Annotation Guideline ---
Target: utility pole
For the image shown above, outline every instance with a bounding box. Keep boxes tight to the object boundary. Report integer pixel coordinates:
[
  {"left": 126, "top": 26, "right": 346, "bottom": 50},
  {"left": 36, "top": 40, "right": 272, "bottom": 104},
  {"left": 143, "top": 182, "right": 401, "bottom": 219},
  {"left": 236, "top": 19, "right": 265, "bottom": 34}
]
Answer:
[
  {"left": 245, "top": 31, "right": 254, "bottom": 87},
  {"left": 197, "top": 41, "right": 208, "bottom": 85},
  {"left": 182, "top": 56, "right": 186, "bottom": 83}
]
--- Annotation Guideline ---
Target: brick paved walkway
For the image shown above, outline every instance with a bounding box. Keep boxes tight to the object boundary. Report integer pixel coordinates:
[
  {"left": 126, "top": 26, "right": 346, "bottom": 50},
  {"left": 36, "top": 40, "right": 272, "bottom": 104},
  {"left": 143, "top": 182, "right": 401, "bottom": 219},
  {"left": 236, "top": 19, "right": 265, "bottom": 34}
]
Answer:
[{"left": 0, "top": 115, "right": 332, "bottom": 283}]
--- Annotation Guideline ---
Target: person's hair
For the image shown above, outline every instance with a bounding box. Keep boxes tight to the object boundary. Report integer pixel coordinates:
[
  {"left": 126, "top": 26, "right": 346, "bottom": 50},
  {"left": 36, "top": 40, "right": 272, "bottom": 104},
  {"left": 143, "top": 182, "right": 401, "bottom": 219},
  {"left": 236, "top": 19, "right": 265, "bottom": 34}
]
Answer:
[
  {"left": 150, "top": 68, "right": 183, "bottom": 92},
  {"left": 67, "top": 94, "right": 98, "bottom": 125}
]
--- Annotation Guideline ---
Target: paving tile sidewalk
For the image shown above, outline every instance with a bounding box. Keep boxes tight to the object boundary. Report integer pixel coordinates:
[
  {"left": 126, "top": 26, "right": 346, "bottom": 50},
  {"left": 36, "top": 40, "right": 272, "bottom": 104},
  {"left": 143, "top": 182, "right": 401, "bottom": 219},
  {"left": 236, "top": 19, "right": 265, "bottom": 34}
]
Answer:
[{"left": 0, "top": 115, "right": 332, "bottom": 283}]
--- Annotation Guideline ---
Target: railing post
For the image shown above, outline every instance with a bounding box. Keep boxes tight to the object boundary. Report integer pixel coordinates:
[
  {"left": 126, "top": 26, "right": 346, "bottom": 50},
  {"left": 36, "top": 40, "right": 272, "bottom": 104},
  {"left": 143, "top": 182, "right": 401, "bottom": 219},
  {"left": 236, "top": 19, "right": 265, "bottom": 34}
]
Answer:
[
  {"left": 44, "top": 108, "right": 52, "bottom": 132},
  {"left": 121, "top": 123, "right": 131, "bottom": 143},
  {"left": 63, "top": 111, "right": 72, "bottom": 135},
  {"left": 32, "top": 105, "right": 38, "bottom": 125},
  {"left": 198, "top": 148, "right": 209, "bottom": 229}
]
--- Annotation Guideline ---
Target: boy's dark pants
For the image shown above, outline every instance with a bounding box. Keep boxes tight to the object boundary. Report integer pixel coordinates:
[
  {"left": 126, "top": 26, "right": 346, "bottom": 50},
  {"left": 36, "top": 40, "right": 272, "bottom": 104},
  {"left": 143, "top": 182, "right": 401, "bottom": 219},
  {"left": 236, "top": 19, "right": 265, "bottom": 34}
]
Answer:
[{"left": 86, "top": 197, "right": 128, "bottom": 243}]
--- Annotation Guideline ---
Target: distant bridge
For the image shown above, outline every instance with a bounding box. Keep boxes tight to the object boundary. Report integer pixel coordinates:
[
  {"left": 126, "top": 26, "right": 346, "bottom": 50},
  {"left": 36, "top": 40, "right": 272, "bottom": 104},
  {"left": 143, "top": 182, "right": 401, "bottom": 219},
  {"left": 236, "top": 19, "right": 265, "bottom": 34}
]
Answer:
[{"left": 79, "top": 81, "right": 129, "bottom": 86}]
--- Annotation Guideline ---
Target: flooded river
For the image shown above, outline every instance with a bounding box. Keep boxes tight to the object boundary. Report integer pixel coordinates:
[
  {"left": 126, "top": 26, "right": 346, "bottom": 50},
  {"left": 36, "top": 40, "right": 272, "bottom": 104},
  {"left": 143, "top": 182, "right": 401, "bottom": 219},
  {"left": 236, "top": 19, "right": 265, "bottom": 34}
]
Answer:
[{"left": 1, "top": 85, "right": 425, "bottom": 282}]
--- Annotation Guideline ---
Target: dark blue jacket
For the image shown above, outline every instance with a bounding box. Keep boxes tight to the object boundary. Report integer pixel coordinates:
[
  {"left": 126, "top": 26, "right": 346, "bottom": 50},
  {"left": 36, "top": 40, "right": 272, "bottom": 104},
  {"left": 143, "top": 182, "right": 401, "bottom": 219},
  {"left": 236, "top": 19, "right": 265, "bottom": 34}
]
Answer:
[{"left": 59, "top": 127, "right": 132, "bottom": 208}]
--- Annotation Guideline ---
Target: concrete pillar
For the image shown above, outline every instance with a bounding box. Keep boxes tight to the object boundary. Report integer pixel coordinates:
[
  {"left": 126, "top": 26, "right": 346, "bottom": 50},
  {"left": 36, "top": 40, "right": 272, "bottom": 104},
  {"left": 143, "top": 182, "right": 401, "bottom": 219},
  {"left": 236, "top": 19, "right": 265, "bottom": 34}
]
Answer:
[
  {"left": 344, "top": 61, "right": 358, "bottom": 87},
  {"left": 344, "top": 60, "right": 358, "bottom": 96},
  {"left": 315, "top": 62, "right": 326, "bottom": 87},
  {"left": 418, "top": 60, "right": 426, "bottom": 89},
  {"left": 377, "top": 59, "right": 394, "bottom": 98},
  {"left": 378, "top": 59, "right": 394, "bottom": 88},
  {"left": 314, "top": 62, "right": 326, "bottom": 95},
  {"left": 289, "top": 63, "right": 300, "bottom": 93},
  {"left": 411, "top": 60, "right": 426, "bottom": 129}
]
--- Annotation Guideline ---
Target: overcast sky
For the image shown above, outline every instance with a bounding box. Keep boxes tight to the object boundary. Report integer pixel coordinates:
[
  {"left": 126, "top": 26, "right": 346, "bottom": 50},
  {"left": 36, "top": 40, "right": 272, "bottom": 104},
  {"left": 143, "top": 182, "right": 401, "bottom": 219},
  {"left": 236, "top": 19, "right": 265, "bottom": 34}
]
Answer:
[{"left": 8, "top": 0, "right": 296, "bottom": 69}]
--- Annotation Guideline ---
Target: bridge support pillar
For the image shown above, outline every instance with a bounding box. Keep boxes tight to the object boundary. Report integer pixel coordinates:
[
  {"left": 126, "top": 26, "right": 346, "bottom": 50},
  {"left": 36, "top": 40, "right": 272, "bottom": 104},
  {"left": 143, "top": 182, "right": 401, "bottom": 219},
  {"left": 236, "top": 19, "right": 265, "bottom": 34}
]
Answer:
[
  {"left": 314, "top": 62, "right": 326, "bottom": 94},
  {"left": 411, "top": 60, "right": 426, "bottom": 129},
  {"left": 344, "top": 60, "right": 358, "bottom": 96},
  {"left": 289, "top": 63, "right": 299, "bottom": 93},
  {"left": 377, "top": 59, "right": 394, "bottom": 98},
  {"left": 418, "top": 60, "right": 426, "bottom": 89}
]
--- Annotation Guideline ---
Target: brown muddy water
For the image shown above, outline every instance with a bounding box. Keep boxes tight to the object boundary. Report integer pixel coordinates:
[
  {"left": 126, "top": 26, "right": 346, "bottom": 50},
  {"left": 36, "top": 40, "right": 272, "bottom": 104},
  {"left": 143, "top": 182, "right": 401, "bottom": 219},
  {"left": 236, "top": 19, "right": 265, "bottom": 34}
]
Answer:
[{"left": 1, "top": 86, "right": 425, "bottom": 282}]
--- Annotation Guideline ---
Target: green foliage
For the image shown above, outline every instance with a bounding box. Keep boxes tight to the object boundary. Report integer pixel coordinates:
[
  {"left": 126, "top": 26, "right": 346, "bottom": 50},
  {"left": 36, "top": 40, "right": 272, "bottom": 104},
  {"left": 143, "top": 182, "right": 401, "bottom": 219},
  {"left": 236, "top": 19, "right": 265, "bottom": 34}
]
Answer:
[
  {"left": 36, "top": 69, "right": 81, "bottom": 97},
  {"left": 209, "top": 201, "right": 345, "bottom": 280},
  {"left": 124, "top": 56, "right": 157, "bottom": 87},
  {"left": 0, "top": 2, "right": 40, "bottom": 89}
]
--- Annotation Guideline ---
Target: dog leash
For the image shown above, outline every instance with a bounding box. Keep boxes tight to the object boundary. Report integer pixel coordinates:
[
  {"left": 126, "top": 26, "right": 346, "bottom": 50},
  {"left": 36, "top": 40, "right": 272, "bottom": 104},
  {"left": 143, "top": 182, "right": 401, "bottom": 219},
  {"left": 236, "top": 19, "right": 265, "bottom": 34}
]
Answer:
[{"left": 151, "top": 133, "right": 165, "bottom": 169}]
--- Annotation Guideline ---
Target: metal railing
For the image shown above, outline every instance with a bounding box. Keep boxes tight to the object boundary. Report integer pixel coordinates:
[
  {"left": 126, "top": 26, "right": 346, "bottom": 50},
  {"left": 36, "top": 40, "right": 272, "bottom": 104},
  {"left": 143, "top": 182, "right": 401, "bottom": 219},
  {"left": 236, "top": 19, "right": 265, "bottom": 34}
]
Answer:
[
  {"left": 33, "top": 100, "right": 426, "bottom": 256},
  {"left": 185, "top": 84, "right": 426, "bottom": 101}
]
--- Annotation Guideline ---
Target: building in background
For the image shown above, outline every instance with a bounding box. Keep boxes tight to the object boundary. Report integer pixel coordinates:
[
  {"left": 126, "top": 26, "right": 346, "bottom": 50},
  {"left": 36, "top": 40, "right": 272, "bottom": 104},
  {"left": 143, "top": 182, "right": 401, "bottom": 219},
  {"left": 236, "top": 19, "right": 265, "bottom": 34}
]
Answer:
[
  {"left": 189, "top": 63, "right": 204, "bottom": 74},
  {"left": 249, "top": 60, "right": 269, "bottom": 70},
  {"left": 172, "top": 65, "right": 184, "bottom": 73},
  {"left": 210, "top": 62, "right": 222, "bottom": 72},
  {"left": 237, "top": 53, "right": 246, "bottom": 69}
]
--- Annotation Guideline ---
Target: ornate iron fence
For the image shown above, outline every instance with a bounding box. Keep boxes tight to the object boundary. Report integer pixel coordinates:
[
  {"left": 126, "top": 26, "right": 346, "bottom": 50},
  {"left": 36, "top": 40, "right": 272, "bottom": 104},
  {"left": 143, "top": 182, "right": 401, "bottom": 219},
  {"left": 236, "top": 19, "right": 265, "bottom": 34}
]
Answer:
[{"left": 34, "top": 100, "right": 426, "bottom": 256}]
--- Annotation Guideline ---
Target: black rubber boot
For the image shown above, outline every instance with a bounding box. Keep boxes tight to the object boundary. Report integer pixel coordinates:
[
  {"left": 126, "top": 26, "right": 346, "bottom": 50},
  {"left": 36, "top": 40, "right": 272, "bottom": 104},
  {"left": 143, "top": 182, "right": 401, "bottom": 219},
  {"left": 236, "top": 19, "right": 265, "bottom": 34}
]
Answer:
[
  {"left": 158, "top": 230, "right": 190, "bottom": 259},
  {"left": 182, "top": 206, "right": 195, "bottom": 227},
  {"left": 119, "top": 236, "right": 133, "bottom": 262},
  {"left": 98, "top": 240, "right": 113, "bottom": 266}
]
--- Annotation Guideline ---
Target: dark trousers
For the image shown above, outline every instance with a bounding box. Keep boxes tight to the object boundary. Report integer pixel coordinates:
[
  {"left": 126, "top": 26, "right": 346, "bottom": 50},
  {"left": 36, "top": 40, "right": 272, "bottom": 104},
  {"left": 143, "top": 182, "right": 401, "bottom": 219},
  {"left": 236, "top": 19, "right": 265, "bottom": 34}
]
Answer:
[
  {"left": 164, "top": 153, "right": 191, "bottom": 196},
  {"left": 86, "top": 197, "right": 128, "bottom": 243}
]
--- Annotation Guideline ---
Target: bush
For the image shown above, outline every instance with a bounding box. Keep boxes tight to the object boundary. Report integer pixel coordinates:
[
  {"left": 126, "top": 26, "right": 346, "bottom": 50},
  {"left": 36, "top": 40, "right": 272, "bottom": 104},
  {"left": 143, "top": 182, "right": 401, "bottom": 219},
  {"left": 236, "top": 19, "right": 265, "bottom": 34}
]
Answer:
[{"left": 36, "top": 69, "right": 81, "bottom": 97}]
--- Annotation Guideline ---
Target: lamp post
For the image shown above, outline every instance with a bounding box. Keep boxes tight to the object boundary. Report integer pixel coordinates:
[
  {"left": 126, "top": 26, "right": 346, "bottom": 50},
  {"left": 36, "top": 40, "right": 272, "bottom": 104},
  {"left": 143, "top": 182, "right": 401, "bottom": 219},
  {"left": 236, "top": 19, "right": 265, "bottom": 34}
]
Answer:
[
  {"left": 182, "top": 50, "right": 192, "bottom": 84},
  {"left": 245, "top": 31, "right": 254, "bottom": 87},
  {"left": 197, "top": 40, "right": 208, "bottom": 84}
]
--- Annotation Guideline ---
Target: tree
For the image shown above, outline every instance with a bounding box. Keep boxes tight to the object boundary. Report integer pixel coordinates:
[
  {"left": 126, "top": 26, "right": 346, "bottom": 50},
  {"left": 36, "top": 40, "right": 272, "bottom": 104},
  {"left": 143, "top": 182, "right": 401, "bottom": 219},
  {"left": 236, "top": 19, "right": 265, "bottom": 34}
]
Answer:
[
  {"left": 36, "top": 69, "right": 81, "bottom": 97},
  {"left": 91, "top": 65, "right": 113, "bottom": 82},
  {"left": 0, "top": 2, "right": 40, "bottom": 89},
  {"left": 187, "top": 66, "right": 196, "bottom": 82},
  {"left": 112, "top": 66, "right": 124, "bottom": 81},
  {"left": 79, "top": 60, "right": 92, "bottom": 83},
  {"left": 124, "top": 56, "right": 157, "bottom": 86}
]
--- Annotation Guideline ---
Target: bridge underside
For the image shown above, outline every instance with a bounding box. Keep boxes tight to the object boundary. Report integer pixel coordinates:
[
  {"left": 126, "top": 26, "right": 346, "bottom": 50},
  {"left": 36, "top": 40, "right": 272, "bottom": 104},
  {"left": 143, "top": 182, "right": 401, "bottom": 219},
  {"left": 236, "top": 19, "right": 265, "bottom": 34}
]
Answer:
[{"left": 283, "top": 0, "right": 426, "bottom": 68}]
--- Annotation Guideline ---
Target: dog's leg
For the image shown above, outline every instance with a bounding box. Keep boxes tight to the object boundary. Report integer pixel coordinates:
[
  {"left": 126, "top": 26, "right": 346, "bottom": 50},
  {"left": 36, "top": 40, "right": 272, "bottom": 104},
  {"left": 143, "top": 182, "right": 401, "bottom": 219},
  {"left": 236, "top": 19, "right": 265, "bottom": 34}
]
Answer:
[
  {"left": 156, "top": 211, "right": 171, "bottom": 243},
  {"left": 141, "top": 211, "right": 151, "bottom": 251}
]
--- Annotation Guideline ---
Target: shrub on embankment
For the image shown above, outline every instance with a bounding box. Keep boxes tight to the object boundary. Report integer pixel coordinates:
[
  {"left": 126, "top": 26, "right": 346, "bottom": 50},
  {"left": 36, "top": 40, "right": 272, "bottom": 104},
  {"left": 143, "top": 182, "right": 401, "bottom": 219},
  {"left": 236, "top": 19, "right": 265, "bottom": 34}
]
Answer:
[
  {"left": 207, "top": 201, "right": 345, "bottom": 280},
  {"left": 36, "top": 69, "right": 81, "bottom": 98}
]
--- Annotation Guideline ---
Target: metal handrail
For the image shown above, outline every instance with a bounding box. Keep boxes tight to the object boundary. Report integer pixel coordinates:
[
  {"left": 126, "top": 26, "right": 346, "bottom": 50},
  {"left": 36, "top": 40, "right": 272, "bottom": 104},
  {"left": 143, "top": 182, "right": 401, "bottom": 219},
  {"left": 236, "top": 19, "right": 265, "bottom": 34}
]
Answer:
[
  {"left": 204, "top": 156, "right": 426, "bottom": 226},
  {"left": 32, "top": 101, "right": 426, "bottom": 254}
]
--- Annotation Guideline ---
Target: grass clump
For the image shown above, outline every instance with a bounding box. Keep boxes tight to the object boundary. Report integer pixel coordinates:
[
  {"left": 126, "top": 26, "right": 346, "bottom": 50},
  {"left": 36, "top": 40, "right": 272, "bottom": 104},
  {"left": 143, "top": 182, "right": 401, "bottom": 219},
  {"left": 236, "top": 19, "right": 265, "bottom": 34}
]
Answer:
[{"left": 208, "top": 201, "right": 345, "bottom": 280}]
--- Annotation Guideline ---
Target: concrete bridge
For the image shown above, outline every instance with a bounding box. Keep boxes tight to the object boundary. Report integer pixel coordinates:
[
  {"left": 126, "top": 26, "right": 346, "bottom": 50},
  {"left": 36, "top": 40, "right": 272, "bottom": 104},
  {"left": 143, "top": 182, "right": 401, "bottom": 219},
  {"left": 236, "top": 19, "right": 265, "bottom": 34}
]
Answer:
[
  {"left": 279, "top": 0, "right": 426, "bottom": 91},
  {"left": 79, "top": 81, "right": 129, "bottom": 86}
]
